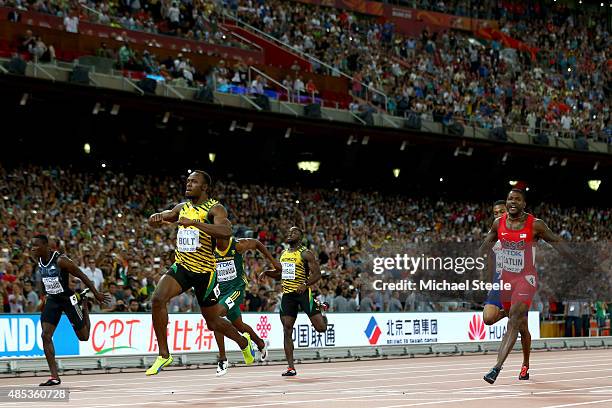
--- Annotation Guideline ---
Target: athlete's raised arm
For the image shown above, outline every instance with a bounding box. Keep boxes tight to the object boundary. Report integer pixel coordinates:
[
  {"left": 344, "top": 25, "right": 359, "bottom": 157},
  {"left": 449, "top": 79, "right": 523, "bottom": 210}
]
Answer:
[
  {"left": 533, "top": 219, "right": 581, "bottom": 265},
  {"left": 148, "top": 202, "right": 184, "bottom": 228},
  {"left": 235, "top": 238, "right": 282, "bottom": 272},
  {"left": 178, "top": 203, "right": 231, "bottom": 239}
]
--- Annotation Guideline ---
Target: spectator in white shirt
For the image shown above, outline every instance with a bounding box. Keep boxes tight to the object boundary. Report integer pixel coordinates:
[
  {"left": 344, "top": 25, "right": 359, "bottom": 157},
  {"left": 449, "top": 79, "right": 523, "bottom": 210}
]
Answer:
[
  {"left": 82, "top": 258, "right": 104, "bottom": 292},
  {"left": 167, "top": 2, "right": 180, "bottom": 30},
  {"left": 9, "top": 283, "right": 26, "bottom": 313},
  {"left": 294, "top": 76, "right": 305, "bottom": 94},
  {"left": 561, "top": 114, "right": 572, "bottom": 136},
  {"left": 527, "top": 111, "right": 537, "bottom": 133},
  {"left": 64, "top": 13, "right": 79, "bottom": 33},
  {"left": 250, "top": 75, "right": 265, "bottom": 94}
]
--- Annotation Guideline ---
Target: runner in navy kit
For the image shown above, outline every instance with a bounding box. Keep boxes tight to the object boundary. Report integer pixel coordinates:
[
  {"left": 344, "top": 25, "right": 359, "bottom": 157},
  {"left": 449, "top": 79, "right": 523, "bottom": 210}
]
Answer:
[
  {"left": 481, "top": 189, "right": 581, "bottom": 384},
  {"left": 32, "top": 235, "right": 110, "bottom": 386}
]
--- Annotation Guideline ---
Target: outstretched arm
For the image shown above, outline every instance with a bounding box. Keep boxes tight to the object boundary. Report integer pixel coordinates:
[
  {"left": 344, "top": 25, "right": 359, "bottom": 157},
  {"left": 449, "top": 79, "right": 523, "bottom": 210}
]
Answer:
[
  {"left": 259, "top": 268, "right": 281, "bottom": 280},
  {"left": 148, "top": 202, "right": 183, "bottom": 227},
  {"left": 236, "top": 238, "right": 282, "bottom": 271},
  {"left": 534, "top": 219, "right": 581, "bottom": 265},
  {"left": 58, "top": 256, "right": 109, "bottom": 304},
  {"left": 178, "top": 203, "right": 231, "bottom": 239}
]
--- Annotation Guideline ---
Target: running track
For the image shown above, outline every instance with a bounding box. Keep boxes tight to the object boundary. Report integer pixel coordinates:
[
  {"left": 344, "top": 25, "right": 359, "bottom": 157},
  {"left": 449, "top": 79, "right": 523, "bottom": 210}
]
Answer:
[{"left": 1, "top": 349, "right": 611, "bottom": 408}]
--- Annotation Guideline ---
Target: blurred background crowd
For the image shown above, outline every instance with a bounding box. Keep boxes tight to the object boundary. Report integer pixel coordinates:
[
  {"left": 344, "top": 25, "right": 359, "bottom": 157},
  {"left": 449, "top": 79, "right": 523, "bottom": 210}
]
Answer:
[{"left": 1, "top": 164, "right": 609, "bottom": 333}]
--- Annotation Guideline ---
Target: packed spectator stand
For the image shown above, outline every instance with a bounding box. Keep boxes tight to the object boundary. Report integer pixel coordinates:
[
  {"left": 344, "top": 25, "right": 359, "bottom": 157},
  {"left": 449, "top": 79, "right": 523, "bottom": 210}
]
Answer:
[{"left": 1, "top": 0, "right": 610, "bottom": 142}]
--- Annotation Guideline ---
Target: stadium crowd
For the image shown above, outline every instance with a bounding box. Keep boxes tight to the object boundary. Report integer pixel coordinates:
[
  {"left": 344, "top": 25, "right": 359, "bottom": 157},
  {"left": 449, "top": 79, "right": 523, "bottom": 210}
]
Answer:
[
  {"left": 234, "top": 0, "right": 610, "bottom": 140},
  {"left": 2, "top": 0, "right": 610, "bottom": 140},
  {"left": 1, "top": 0, "right": 242, "bottom": 47},
  {"left": 1, "top": 165, "right": 610, "bottom": 326}
]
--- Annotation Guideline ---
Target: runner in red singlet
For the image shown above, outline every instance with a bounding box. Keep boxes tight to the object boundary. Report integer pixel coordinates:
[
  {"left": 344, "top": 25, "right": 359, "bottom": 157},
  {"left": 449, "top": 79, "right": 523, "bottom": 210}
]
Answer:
[{"left": 480, "top": 189, "right": 580, "bottom": 384}]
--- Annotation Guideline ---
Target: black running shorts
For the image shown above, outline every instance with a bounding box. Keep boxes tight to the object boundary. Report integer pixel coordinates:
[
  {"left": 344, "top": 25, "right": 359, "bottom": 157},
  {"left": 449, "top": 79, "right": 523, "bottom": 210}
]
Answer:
[
  {"left": 280, "top": 289, "right": 320, "bottom": 318},
  {"left": 41, "top": 294, "right": 86, "bottom": 330}
]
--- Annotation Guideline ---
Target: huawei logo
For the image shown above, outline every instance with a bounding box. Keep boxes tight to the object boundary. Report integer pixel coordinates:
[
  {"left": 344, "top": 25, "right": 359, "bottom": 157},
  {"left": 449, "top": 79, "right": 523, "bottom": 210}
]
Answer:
[{"left": 468, "top": 314, "right": 486, "bottom": 341}]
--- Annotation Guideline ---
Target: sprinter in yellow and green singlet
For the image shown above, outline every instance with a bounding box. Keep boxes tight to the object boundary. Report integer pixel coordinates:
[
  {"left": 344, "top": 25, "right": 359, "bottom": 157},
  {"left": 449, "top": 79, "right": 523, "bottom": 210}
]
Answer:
[
  {"left": 260, "top": 226, "right": 327, "bottom": 377},
  {"left": 145, "top": 170, "right": 256, "bottom": 376},
  {"left": 213, "top": 233, "right": 282, "bottom": 376}
]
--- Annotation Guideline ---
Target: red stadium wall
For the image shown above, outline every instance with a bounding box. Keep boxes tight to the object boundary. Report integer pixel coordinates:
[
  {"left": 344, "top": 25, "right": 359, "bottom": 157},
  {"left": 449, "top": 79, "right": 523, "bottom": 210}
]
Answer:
[
  {"left": 0, "top": 19, "right": 350, "bottom": 106},
  {"left": 293, "top": 0, "right": 498, "bottom": 34},
  {"left": 0, "top": 21, "right": 256, "bottom": 72},
  {"left": 222, "top": 24, "right": 312, "bottom": 72},
  {"left": 0, "top": 8, "right": 265, "bottom": 64}
]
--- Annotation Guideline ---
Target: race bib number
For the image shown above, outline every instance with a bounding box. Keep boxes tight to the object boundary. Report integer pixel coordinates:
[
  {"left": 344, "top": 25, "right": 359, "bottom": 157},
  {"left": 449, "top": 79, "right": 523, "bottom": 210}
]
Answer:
[
  {"left": 213, "top": 284, "right": 220, "bottom": 298},
  {"left": 177, "top": 228, "right": 199, "bottom": 252},
  {"left": 216, "top": 260, "right": 238, "bottom": 282},
  {"left": 69, "top": 294, "right": 79, "bottom": 306},
  {"left": 281, "top": 262, "right": 296, "bottom": 280},
  {"left": 43, "top": 277, "right": 63, "bottom": 295},
  {"left": 501, "top": 248, "right": 524, "bottom": 273}
]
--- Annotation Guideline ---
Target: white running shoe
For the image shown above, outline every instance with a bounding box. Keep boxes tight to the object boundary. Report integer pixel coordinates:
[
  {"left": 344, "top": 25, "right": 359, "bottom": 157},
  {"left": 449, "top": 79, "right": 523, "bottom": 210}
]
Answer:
[
  {"left": 216, "top": 360, "right": 228, "bottom": 377},
  {"left": 260, "top": 340, "right": 269, "bottom": 362}
]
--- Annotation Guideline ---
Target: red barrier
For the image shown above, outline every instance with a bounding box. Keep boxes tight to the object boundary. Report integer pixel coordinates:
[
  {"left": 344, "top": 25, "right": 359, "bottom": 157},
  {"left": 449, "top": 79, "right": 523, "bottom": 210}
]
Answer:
[
  {"left": 223, "top": 24, "right": 311, "bottom": 72},
  {"left": 293, "top": 0, "right": 498, "bottom": 33},
  {"left": 476, "top": 27, "right": 538, "bottom": 60},
  {"left": 0, "top": 7, "right": 264, "bottom": 64}
]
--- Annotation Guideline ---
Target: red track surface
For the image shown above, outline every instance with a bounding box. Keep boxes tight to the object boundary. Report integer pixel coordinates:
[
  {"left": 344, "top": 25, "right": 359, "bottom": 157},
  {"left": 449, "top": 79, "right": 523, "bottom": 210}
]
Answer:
[{"left": 1, "top": 349, "right": 611, "bottom": 408}]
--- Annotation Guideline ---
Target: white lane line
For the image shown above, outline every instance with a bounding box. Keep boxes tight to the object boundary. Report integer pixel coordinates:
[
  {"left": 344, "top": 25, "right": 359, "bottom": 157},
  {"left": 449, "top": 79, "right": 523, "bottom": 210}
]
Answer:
[
  {"left": 0, "top": 352, "right": 606, "bottom": 389},
  {"left": 27, "top": 375, "right": 612, "bottom": 408},
  {"left": 540, "top": 399, "right": 612, "bottom": 408},
  {"left": 2, "top": 363, "right": 612, "bottom": 408},
  {"left": 2, "top": 350, "right": 609, "bottom": 387},
  {"left": 1, "top": 351, "right": 611, "bottom": 408},
  {"left": 370, "top": 385, "right": 612, "bottom": 408},
  {"left": 229, "top": 378, "right": 612, "bottom": 408},
  {"left": 15, "top": 362, "right": 612, "bottom": 405}
]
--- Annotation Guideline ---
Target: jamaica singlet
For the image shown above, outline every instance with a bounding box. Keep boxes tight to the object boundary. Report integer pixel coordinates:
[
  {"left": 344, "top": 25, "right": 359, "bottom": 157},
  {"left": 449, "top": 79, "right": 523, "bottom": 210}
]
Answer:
[
  {"left": 175, "top": 199, "right": 218, "bottom": 274},
  {"left": 279, "top": 246, "right": 308, "bottom": 293}
]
